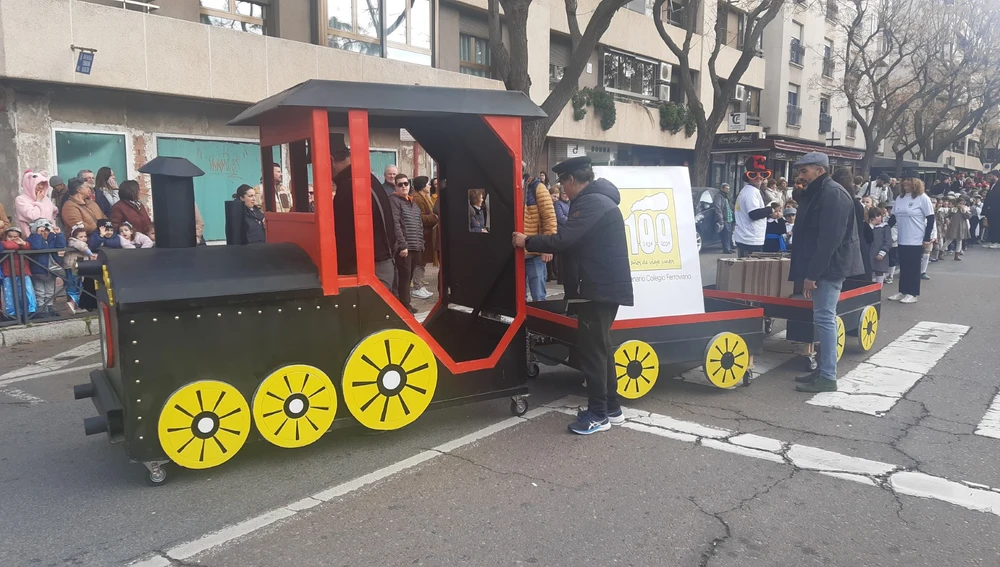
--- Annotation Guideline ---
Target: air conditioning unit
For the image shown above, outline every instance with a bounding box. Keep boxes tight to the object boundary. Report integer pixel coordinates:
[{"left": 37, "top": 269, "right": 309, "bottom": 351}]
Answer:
[
  {"left": 659, "top": 62, "right": 672, "bottom": 84},
  {"left": 658, "top": 84, "right": 671, "bottom": 101},
  {"left": 733, "top": 84, "right": 747, "bottom": 102}
]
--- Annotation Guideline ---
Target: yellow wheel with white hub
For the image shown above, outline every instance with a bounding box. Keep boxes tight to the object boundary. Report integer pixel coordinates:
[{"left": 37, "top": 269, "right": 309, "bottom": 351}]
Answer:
[
  {"left": 836, "top": 316, "right": 846, "bottom": 361},
  {"left": 857, "top": 306, "right": 878, "bottom": 352},
  {"left": 252, "top": 365, "right": 337, "bottom": 449},
  {"left": 703, "top": 332, "right": 749, "bottom": 389},
  {"left": 157, "top": 380, "right": 250, "bottom": 470},
  {"left": 342, "top": 329, "right": 438, "bottom": 431},
  {"left": 614, "top": 340, "right": 659, "bottom": 399}
]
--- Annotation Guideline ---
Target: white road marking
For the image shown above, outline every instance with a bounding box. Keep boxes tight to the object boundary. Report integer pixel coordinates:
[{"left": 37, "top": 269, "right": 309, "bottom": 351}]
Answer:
[
  {"left": 0, "top": 362, "right": 102, "bottom": 388},
  {"left": 0, "top": 341, "right": 100, "bottom": 381},
  {"left": 0, "top": 388, "right": 44, "bottom": 404},
  {"left": 807, "top": 321, "right": 970, "bottom": 416},
  {"left": 974, "top": 392, "right": 1000, "bottom": 439},
  {"left": 127, "top": 391, "right": 1000, "bottom": 566}
]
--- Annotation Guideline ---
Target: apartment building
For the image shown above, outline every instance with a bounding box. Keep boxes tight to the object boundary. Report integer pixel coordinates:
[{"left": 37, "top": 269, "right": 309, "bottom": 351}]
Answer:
[{"left": 0, "top": 0, "right": 499, "bottom": 240}]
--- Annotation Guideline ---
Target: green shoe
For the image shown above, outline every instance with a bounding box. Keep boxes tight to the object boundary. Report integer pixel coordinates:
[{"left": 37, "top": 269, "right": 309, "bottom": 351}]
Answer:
[
  {"left": 794, "top": 370, "right": 820, "bottom": 383},
  {"left": 796, "top": 378, "right": 838, "bottom": 393}
]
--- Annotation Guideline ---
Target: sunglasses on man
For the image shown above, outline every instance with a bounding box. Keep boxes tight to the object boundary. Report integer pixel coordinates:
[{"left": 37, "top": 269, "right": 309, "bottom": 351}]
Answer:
[{"left": 396, "top": 180, "right": 410, "bottom": 188}]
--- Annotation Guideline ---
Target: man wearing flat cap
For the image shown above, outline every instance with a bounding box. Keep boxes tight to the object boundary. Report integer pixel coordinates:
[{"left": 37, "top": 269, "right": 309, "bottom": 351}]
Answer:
[
  {"left": 789, "top": 152, "right": 863, "bottom": 393},
  {"left": 512, "top": 155, "right": 633, "bottom": 435}
]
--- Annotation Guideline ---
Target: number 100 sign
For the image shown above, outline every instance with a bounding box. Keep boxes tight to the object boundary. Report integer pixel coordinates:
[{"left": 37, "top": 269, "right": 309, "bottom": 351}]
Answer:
[{"left": 619, "top": 189, "right": 681, "bottom": 271}]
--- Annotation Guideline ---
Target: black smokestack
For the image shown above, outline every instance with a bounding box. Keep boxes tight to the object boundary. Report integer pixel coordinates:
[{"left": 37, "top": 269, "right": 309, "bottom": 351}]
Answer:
[{"left": 138, "top": 156, "right": 204, "bottom": 248}]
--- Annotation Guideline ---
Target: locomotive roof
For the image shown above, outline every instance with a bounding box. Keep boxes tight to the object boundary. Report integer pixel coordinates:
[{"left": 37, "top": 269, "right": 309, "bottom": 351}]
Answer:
[{"left": 228, "top": 79, "right": 546, "bottom": 126}]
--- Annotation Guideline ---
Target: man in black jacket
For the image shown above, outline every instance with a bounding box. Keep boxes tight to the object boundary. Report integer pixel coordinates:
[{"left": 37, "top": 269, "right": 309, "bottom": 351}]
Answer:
[
  {"left": 788, "top": 152, "right": 864, "bottom": 393},
  {"left": 512, "top": 156, "right": 633, "bottom": 435}
]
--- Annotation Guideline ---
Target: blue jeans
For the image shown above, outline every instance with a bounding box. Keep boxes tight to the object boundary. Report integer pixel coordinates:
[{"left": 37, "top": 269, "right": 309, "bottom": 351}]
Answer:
[
  {"left": 525, "top": 255, "right": 547, "bottom": 301},
  {"left": 813, "top": 277, "right": 844, "bottom": 381}
]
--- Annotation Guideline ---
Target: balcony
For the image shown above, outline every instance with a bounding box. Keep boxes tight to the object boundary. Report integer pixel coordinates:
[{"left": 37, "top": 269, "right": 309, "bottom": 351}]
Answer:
[
  {"left": 827, "top": 1, "right": 839, "bottom": 21},
  {"left": 819, "top": 113, "right": 832, "bottom": 134},
  {"left": 822, "top": 57, "right": 835, "bottom": 78},
  {"left": 846, "top": 120, "right": 858, "bottom": 139},
  {"left": 787, "top": 105, "right": 802, "bottom": 127},
  {"left": 789, "top": 39, "right": 805, "bottom": 67}
]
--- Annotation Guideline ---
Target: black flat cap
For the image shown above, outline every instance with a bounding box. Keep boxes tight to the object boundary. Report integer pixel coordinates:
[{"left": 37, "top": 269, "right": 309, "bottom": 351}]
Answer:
[
  {"left": 552, "top": 156, "right": 592, "bottom": 176},
  {"left": 139, "top": 156, "right": 205, "bottom": 178},
  {"left": 900, "top": 168, "right": 919, "bottom": 179}
]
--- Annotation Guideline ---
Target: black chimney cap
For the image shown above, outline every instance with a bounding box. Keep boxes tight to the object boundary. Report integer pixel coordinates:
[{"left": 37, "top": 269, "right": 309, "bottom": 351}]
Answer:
[{"left": 139, "top": 156, "right": 205, "bottom": 178}]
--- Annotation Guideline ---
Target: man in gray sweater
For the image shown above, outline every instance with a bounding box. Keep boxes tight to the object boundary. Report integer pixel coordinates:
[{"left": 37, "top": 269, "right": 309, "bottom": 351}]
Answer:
[{"left": 388, "top": 173, "right": 424, "bottom": 314}]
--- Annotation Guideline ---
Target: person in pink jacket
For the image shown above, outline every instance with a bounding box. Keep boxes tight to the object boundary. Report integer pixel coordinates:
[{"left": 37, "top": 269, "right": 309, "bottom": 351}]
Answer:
[{"left": 14, "top": 170, "right": 58, "bottom": 234}]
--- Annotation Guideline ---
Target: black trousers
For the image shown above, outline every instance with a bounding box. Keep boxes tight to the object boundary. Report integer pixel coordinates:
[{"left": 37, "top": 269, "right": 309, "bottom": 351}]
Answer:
[
  {"left": 395, "top": 252, "right": 420, "bottom": 309},
  {"left": 576, "top": 301, "right": 620, "bottom": 418},
  {"left": 898, "top": 245, "right": 923, "bottom": 297},
  {"left": 736, "top": 243, "right": 762, "bottom": 258}
]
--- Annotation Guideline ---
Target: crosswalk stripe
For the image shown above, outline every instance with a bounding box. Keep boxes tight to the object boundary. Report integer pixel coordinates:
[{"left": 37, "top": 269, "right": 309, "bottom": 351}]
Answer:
[
  {"left": 806, "top": 321, "right": 970, "bottom": 416},
  {"left": 974, "top": 393, "right": 1000, "bottom": 439}
]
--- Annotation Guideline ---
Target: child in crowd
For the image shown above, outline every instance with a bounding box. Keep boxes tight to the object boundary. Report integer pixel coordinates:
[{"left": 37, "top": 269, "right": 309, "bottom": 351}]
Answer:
[
  {"left": 944, "top": 196, "right": 972, "bottom": 260},
  {"left": 884, "top": 202, "right": 898, "bottom": 284},
  {"left": 861, "top": 196, "right": 873, "bottom": 211},
  {"left": 783, "top": 208, "right": 796, "bottom": 249},
  {"left": 1, "top": 227, "right": 36, "bottom": 318},
  {"left": 88, "top": 220, "right": 124, "bottom": 252},
  {"left": 63, "top": 224, "right": 95, "bottom": 313},
  {"left": 118, "top": 222, "right": 154, "bottom": 249},
  {"left": 868, "top": 207, "right": 890, "bottom": 284},
  {"left": 26, "top": 219, "right": 65, "bottom": 318},
  {"left": 762, "top": 207, "right": 788, "bottom": 252}
]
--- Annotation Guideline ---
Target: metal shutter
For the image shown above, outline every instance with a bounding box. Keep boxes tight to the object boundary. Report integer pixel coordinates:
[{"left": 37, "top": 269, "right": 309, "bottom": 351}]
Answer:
[
  {"left": 459, "top": 11, "right": 489, "bottom": 38},
  {"left": 550, "top": 38, "right": 571, "bottom": 68}
]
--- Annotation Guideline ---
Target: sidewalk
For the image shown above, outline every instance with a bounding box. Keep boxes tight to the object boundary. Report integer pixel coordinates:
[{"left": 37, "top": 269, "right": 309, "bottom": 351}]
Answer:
[{"left": 0, "top": 316, "right": 98, "bottom": 347}]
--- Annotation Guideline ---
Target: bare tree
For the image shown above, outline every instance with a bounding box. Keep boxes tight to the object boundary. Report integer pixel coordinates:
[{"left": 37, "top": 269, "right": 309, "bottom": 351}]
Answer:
[
  {"left": 651, "top": 0, "right": 785, "bottom": 186},
  {"left": 839, "top": 0, "right": 932, "bottom": 177},
  {"left": 487, "top": 0, "right": 632, "bottom": 171}
]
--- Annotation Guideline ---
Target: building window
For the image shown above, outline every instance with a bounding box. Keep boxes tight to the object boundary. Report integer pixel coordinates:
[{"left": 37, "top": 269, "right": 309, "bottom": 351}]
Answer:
[
  {"left": 826, "top": 0, "right": 839, "bottom": 21},
  {"left": 735, "top": 12, "right": 763, "bottom": 52},
  {"left": 199, "top": 0, "right": 266, "bottom": 35},
  {"left": 787, "top": 84, "right": 801, "bottom": 126},
  {"left": 325, "top": 0, "right": 431, "bottom": 65},
  {"left": 846, "top": 119, "right": 858, "bottom": 139},
  {"left": 822, "top": 39, "right": 835, "bottom": 77},
  {"left": 644, "top": 0, "right": 686, "bottom": 28},
  {"left": 819, "top": 96, "right": 832, "bottom": 133},
  {"left": 602, "top": 49, "right": 659, "bottom": 100},
  {"left": 460, "top": 34, "right": 491, "bottom": 77},
  {"left": 789, "top": 21, "right": 804, "bottom": 66}
]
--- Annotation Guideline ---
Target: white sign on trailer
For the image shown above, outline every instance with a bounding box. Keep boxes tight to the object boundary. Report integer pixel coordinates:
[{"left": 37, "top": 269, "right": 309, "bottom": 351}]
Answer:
[{"left": 593, "top": 166, "right": 704, "bottom": 320}]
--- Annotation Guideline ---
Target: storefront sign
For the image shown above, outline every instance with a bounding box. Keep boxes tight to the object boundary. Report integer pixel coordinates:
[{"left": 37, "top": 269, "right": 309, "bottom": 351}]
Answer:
[
  {"left": 594, "top": 166, "right": 704, "bottom": 319},
  {"left": 566, "top": 143, "right": 585, "bottom": 158},
  {"left": 714, "top": 132, "right": 761, "bottom": 148}
]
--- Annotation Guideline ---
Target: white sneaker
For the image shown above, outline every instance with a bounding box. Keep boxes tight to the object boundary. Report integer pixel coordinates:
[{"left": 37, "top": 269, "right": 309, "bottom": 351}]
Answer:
[
  {"left": 887, "top": 292, "right": 905, "bottom": 301},
  {"left": 900, "top": 294, "right": 918, "bottom": 304},
  {"left": 413, "top": 287, "right": 433, "bottom": 299}
]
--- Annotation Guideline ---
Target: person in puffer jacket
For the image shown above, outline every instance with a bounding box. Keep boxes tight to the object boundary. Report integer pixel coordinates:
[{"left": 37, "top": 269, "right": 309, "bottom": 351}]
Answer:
[
  {"left": 522, "top": 162, "right": 557, "bottom": 301},
  {"left": 26, "top": 219, "right": 66, "bottom": 317},
  {"left": 513, "top": 156, "right": 633, "bottom": 436}
]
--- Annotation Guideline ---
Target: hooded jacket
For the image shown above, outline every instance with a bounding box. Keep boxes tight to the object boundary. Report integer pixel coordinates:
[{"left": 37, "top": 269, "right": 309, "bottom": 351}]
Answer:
[
  {"left": 26, "top": 229, "right": 66, "bottom": 274},
  {"left": 14, "top": 170, "right": 59, "bottom": 234},
  {"left": 789, "top": 174, "right": 865, "bottom": 282},
  {"left": 526, "top": 178, "right": 633, "bottom": 306}
]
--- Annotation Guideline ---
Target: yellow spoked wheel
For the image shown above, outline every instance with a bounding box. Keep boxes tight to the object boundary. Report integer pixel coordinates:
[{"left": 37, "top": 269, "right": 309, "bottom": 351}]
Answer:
[
  {"left": 704, "top": 332, "right": 750, "bottom": 389},
  {"left": 252, "top": 365, "right": 337, "bottom": 449},
  {"left": 836, "top": 316, "right": 846, "bottom": 361},
  {"left": 614, "top": 340, "right": 659, "bottom": 399},
  {"left": 157, "top": 380, "right": 250, "bottom": 470},
  {"left": 342, "top": 329, "right": 438, "bottom": 431},
  {"left": 857, "top": 306, "right": 879, "bottom": 352}
]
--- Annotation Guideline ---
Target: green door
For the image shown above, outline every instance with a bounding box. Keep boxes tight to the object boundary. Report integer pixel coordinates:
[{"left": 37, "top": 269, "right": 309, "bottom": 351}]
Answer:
[{"left": 54, "top": 131, "right": 128, "bottom": 184}]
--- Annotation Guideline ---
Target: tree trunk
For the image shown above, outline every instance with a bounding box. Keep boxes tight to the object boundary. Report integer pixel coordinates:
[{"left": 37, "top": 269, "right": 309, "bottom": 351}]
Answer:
[
  {"left": 893, "top": 151, "right": 906, "bottom": 177},
  {"left": 521, "top": 120, "right": 548, "bottom": 176},
  {"left": 860, "top": 142, "right": 878, "bottom": 180},
  {"left": 690, "top": 129, "right": 714, "bottom": 187}
]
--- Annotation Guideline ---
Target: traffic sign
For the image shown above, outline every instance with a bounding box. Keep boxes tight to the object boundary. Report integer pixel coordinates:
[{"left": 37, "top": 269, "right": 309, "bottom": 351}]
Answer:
[{"left": 728, "top": 112, "right": 747, "bottom": 132}]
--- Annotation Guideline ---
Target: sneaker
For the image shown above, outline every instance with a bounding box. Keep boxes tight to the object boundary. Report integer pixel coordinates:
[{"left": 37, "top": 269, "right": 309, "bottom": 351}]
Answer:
[
  {"left": 577, "top": 407, "right": 626, "bottom": 425},
  {"left": 796, "top": 378, "right": 838, "bottom": 393},
  {"left": 884, "top": 277, "right": 894, "bottom": 284},
  {"left": 416, "top": 287, "right": 434, "bottom": 299},
  {"left": 920, "top": 273, "right": 931, "bottom": 280},
  {"left": 568, "top": 410, "right": 611, "bottom": 435},
  {"left": 794, "top": 370, "right": 820, "bottom": 383},
  {"left": 887, "top": 292, "right": 905, "bottom": 301},
  {"left": 900, "top": 294, "right": 918, "bottom": 304},
  {"left": 67, "top": 301, "right": 78, "bottom": 315},
  {"left": 408, "top": 305, "right": 419, "bottom": 314}
]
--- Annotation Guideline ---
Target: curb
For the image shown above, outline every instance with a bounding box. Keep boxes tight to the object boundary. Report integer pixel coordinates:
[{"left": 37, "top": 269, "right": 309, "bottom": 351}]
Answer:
[{"left": 1, "top": 317, "right": 97, "bottom": 347}]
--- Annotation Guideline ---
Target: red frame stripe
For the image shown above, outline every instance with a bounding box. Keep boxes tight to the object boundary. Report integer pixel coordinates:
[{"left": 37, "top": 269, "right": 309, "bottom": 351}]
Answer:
[{"left": 525, "top": 305, "right": 764, "bottom": 330}]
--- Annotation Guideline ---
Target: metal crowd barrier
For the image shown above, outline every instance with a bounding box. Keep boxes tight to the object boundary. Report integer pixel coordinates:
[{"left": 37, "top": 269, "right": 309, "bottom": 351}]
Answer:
[{"left": 1, "top": 248, "right": 99, "bottom": 326}]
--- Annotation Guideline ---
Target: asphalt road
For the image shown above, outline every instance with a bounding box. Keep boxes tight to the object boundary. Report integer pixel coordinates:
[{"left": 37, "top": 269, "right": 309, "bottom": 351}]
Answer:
[{"left": 1, "top": 247, "right": 999, "bottom": 567}]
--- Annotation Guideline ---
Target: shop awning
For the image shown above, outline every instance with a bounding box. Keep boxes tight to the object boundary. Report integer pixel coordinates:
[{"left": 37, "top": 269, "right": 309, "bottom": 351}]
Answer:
[{"left": 772, "top": 140, "right": 863, "bottom": 160}]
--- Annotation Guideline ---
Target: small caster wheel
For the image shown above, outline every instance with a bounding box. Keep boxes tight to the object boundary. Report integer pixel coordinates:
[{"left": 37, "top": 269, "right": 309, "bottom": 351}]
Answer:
[
  {"left": 804, "top": 356, "right": 817, "bottom": 372},
  {"left": 510, "top": 397, "right": 529, "bottom": 417},
  {"left": 526, "top": 362, "right": 540, "bottom": 379},
  {"left": 763, "top": 318, "right": 773, "bottom": 335},
  {"left": 741, "top": 369, "right": 755, "bottom": 387},
  {"left": 145, "top": 465, "right": 167, "bottom": 487}
]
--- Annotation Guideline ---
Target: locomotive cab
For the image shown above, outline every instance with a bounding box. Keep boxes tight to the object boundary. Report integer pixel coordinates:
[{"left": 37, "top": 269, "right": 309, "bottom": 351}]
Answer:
[{"left": 75, "top": 80, "right": 545, "bottom": 484}]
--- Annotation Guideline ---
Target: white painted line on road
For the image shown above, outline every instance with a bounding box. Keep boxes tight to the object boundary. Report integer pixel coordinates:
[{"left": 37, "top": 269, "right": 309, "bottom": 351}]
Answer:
[
  {"left": 546, "top": 395, "right": 1000, "bottom": 518},
  {"left": 0, "top": 362, "right": 102, "bottom": 388},
  {"left": 807, "top": 321, "right": 970, "bottom": 416},
  {"left": 974, "top": 392, "right": 1000, "bottom": 439},
  {"left": 0, "top": 341, "right": 99, "bottom": 381},
  {"left": 126, "top": 409, "right": 552, "bottom": 567},
  {"left": 0, "top": 388, "right": 44, "bottom": 404}
]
